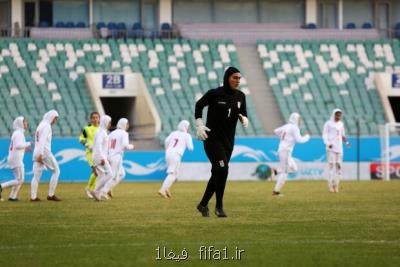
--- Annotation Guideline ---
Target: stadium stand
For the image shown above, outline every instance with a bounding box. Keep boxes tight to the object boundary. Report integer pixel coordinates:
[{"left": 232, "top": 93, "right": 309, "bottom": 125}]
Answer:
[
  {"left": 0, "top": 38, "right": 263, "bottom": 140},
  {"left": 257, "top": 39, "right": 393, "bottom": 135}
]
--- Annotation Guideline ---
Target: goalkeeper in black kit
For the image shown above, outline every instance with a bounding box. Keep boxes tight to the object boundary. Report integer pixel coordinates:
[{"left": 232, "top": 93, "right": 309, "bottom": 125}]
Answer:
[{"left": 195, "top": 67, "right": 249, "bottom": 218}]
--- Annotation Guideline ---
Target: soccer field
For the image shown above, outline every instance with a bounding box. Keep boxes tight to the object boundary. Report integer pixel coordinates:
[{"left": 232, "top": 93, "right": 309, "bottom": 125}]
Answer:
[{"left": 0, "top": 181, "right": 399, "bottom": 267}]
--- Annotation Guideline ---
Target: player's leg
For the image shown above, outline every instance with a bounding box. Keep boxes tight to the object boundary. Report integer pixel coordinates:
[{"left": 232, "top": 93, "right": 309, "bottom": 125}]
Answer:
[
  {"left": 214, "top": 146, "right": 231, "bottom": 213},
  {"left": 101, "top": 155, "right": 121, "bottom": 198},
  {"left": 93, "top": 161, "right": 113, "bottom": 201},
  {"left": 31, "top": 162, "right": 43, "bottom": 201},
  {"left": 327, "top": 151, "right": 335, "bottom": 192},
  {"left": 46, "top": 154, "right": 61, "bottom": 201},
  {"left": 273, "top": 150, "right": 289, "bottom": 195},
  {"left": 0, "top": 167, "right": 21, "bottom": 198},
  {"left": 9, "top": 166, "right": 24, "bottom": 200},
  {"left": 159, "top": 153, "right": 180, "bottom": 198},
  {"left": 86, "top": 152, "right": 97, "bottom": 192},
  {"left": 334, "top": 153, "right": 343, "bottom": 192},
  {"left": 199, "top": 142, "right": 225, "bottom": 205}
]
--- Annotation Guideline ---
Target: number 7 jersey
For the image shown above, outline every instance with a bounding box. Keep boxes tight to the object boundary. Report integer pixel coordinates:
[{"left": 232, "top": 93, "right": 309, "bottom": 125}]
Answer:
[{"left": 165, "top": 131, "right": 194, "bottom": 156}]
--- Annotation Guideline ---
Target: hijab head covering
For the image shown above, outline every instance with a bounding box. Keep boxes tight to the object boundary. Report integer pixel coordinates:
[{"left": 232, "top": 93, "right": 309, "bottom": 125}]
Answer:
[{"left": 177, "top": 120, "right": 190, "bottom": 133}]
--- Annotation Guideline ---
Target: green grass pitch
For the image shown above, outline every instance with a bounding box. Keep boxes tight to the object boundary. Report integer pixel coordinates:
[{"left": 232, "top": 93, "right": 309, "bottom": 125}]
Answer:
[{"left": 0, "top": 181, "right": 399, "bottom": 267}]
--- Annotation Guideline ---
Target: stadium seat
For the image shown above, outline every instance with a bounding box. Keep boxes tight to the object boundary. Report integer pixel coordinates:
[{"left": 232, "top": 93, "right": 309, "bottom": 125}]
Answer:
[
  {"left": 362, "top": 22, "right": 372, "bottom": 29},
  {"left": 39, "top": 21, "right": 50, "bottom": 28},
  {"left": 76, "top": 22, "right": 86, "bottom": 28},
  {"left": 65, "top": 21, "right": 75, "bottom": 28},
  {"left": 346, "top": 23, "right": 356, "bottom": 29},
  {"left": 306, "top": 23, "right": 317, "bottom": 29},
  {"left": 55, "top": 22, "right": 65, "bottom": 28},
  {"left": 257, "top": 39, "right": 389, "bottom": 135}
]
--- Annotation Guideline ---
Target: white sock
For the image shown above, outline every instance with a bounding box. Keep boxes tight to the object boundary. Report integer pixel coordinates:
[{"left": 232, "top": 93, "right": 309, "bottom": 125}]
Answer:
[
  {"left": 273, "top": 173, "right": 287, "bottom": 192},
  {"left": 335, "top": 165, "right": 342, "bottom": 190},
  {"left": 160, "top": 174, "right": 176, "bottom": 192}
]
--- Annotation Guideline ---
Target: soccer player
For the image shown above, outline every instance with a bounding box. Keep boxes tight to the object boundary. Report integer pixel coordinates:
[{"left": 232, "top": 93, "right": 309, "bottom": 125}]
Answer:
[
  {"left": 272, "top": 113, "right": 310, "bottom": 196},
  {"left": 79, "top": 112, "right": 100, "bottom": 198},
  {"left": 0, "top": 116, "right": 31, "bottom": 201},
  {"left": 99, "top": 118, "right": 134, "bottom": 198},
  {"left": 195, "top": 66, "right": 249, "bottom": 218},
  {"left": 90, "top": 115, "right": 113, "bottom": 201},
  {"left": 158, "top": 120, "right": 194, "bottom": 199},
  {"left": 31, "top": 110, "right": 61, "bottom": 202},
  {"left": 323, "top": 109, "right": 350, "bottom": 193}
]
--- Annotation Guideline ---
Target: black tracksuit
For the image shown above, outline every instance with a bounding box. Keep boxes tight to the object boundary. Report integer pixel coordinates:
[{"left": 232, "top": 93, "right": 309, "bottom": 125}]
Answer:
[{"left": 195, "top": 67, "right": 247, "bottom": 209}]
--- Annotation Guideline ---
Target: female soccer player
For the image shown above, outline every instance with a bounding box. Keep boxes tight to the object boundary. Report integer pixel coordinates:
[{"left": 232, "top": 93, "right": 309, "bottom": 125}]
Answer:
[
  {"left": 91, "top": 115, "right": 113, "bottom": 201},
  {"left": 31, "top": 110, "right": 61, "bottom": 202},
  {"left": 79, "top": 112, "right": 100, "bottom": 198},
  {"left": 158, "top": 120, "right": 193, "bottom": 199},
  {"left": 0, "top": 116, "right": 31, "bottom": 201},
  {"left": 194, "top": 67, "right": 249, "bottom": 217},
  {"left": 323, "top": 109, "right": 350, "bottom": 193},
  {"left": 272, "top": 113, "right": 310, "bottom": 196},
  {"left": 100, "top": 118, "right": 134, "bottom": 198}
]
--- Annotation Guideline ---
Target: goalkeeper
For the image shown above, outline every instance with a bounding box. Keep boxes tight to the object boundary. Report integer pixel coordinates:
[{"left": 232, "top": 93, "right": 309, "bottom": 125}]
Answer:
[{"left": 79, "top": 112, "right": 100, "bottom": 198}]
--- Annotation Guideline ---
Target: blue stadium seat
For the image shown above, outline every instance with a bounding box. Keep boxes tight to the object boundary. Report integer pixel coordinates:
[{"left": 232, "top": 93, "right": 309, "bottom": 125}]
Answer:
[
  {"left": 362, "top": 22, "right": 372, "bottom": 29},
  {"left": 65, "top": 21, "right": 75, "bottom": 28},
  {"left": 96, "top": 22, "right": 106, "bottom": 29},
  {"left": 55, "top": 21, "right": 65, "bottom": 28},
  {"left": 306, "top": 23, "right": 317, "bottom": 29},
  {"left": 76, "top": 22, "right": 86, "bottom": 28},
  {"left": 39, "top": 21, "right": 49, "bottom": 28},
  {"left": 129, "top": 22, "right": 144, "bottom": 38},
  {"left": 161, "top": 22, "right": 172, "bottom": 38},
  {"left": 395, "top": 23, "right": 400, "bottom": 38},
  {"left": 346, "top": 23, "right": 356, "bottom": 29}
]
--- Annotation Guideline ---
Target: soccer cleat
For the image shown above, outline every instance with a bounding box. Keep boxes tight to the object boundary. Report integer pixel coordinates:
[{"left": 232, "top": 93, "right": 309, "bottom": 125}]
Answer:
[
  {"left": 30, "top": 198, "right": 41, "bottom": 202},
  {"left": 215, "top": 208, "right": 227, "bottom": 218},
  {"left": 158, "top": 190, "right": 168, "bottom": 199},
  {"left": 272, "top": 191, "right": 284, "bottom": 197},
  {"left": 47, "top": 195, "right": 61, "bottom": 202},
  {"left": 197, "top": 204, "right": 209, "bottom": 217},
  {"left": 8, "top": 198, "right": 19, "bottom": 202},
  {"left": 91, "top": 191, "right": 102, "bottom": 201},
  {"left": 165, "top": 189, "right": 172, "bottom": 198},
  {"left": 85, "top": 188, "right": 93, "bottom": 199},
  {"left": 107, "top": 191, "right": 113, "bottom": 199}
]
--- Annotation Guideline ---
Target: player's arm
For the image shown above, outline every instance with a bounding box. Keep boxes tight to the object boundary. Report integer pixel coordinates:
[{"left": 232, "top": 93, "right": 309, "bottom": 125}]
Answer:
[
  {"left": 35, "top": 125, "right": 50, "bottom": 162},
  {"left": 123, "top": 132, "right": 134, "bottom": 150},
  {"left": 341, "top": 127, "right": 351, "bottom": 147},
  {"left": 195, "top": 90, "right": 212, "bottom": 140},
  {"left": 274, "top": 126, "right": 284, "bottom": 137},
  {"left": 79, "top": 128, "right": 87, "bottom": 145},
  {"left": 294, "top": 128, "right": 310, "bottom": 143},
  {"left": 13, "top": 132, "right": 31, "bottom": 150},
  {"left": 186, "top": 134, "right": 194, "bottom": 151},
  {"left": 238, "top": 93, "right": 249, "bottom": 128},
  {"left": 322, "top": 122, "right": 331, "bottom": 148},
  {"left": 164, "top": 133, "right": 172, "bottom": 149}
]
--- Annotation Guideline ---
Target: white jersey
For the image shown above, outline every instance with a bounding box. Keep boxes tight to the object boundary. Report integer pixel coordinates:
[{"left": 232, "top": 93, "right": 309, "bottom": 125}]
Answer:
[
  {"left": 8, "top": 130, "right": 30, "bottom": 168},
  {"left": 108, "top": 129, "right": 134, "bottom": 158},
  {"left": 92, "top": 115, "right": 112, "bottom": 164},
  {"left": 33, "top": 110, "right": 58, "bottom": 159},
  {"left": 93, "top": 128, "right": 109, "bottom": 164},
  {"left": 274, "top": 113, "right": 310, "bottom": 152},
  {"left": 33, "top": 122, "right": 52, "bottom": 158},
  {"left": 165, "top": 131, "right": 194, "bottom": 156},
  {"left": 323, "top": 120, "right": 345, "bottom": 154}
]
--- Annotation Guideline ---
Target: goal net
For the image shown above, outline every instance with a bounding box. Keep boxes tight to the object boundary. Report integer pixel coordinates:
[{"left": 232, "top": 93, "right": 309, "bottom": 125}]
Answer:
[{"left": 380, "top": 123, "right": 400, "bottom": 181}]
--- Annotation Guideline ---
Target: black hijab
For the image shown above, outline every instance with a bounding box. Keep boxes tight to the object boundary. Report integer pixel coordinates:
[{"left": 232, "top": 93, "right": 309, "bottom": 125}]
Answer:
[{"left": 222, "top": 66, "right": 240, "bottom": 94}]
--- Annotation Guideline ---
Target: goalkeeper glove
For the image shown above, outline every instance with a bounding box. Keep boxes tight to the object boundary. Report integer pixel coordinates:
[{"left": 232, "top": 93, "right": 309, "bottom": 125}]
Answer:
[
  {"left": 239, "top": 114, "right": 249, "bottom": 128},
  {"left": 196, "top": 118, "right": 211, "bottom": 141}
]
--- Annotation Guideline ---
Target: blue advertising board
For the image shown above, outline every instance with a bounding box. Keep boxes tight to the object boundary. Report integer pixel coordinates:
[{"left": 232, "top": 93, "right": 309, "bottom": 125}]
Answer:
[{"left": 0, "top": 137, "right": 399, "bottom": 182}]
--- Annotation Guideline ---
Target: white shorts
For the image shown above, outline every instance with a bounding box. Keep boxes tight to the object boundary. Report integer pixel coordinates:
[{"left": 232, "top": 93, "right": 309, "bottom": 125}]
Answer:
[
  {"left": 166, "top": 152, "right": 181, "bottom": 175},
  {"left": 278, "top": 150, "right": 298, "bottom": 174},
  {"left": 327, "top": 151, "right": 343, "bottom": 164}
]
